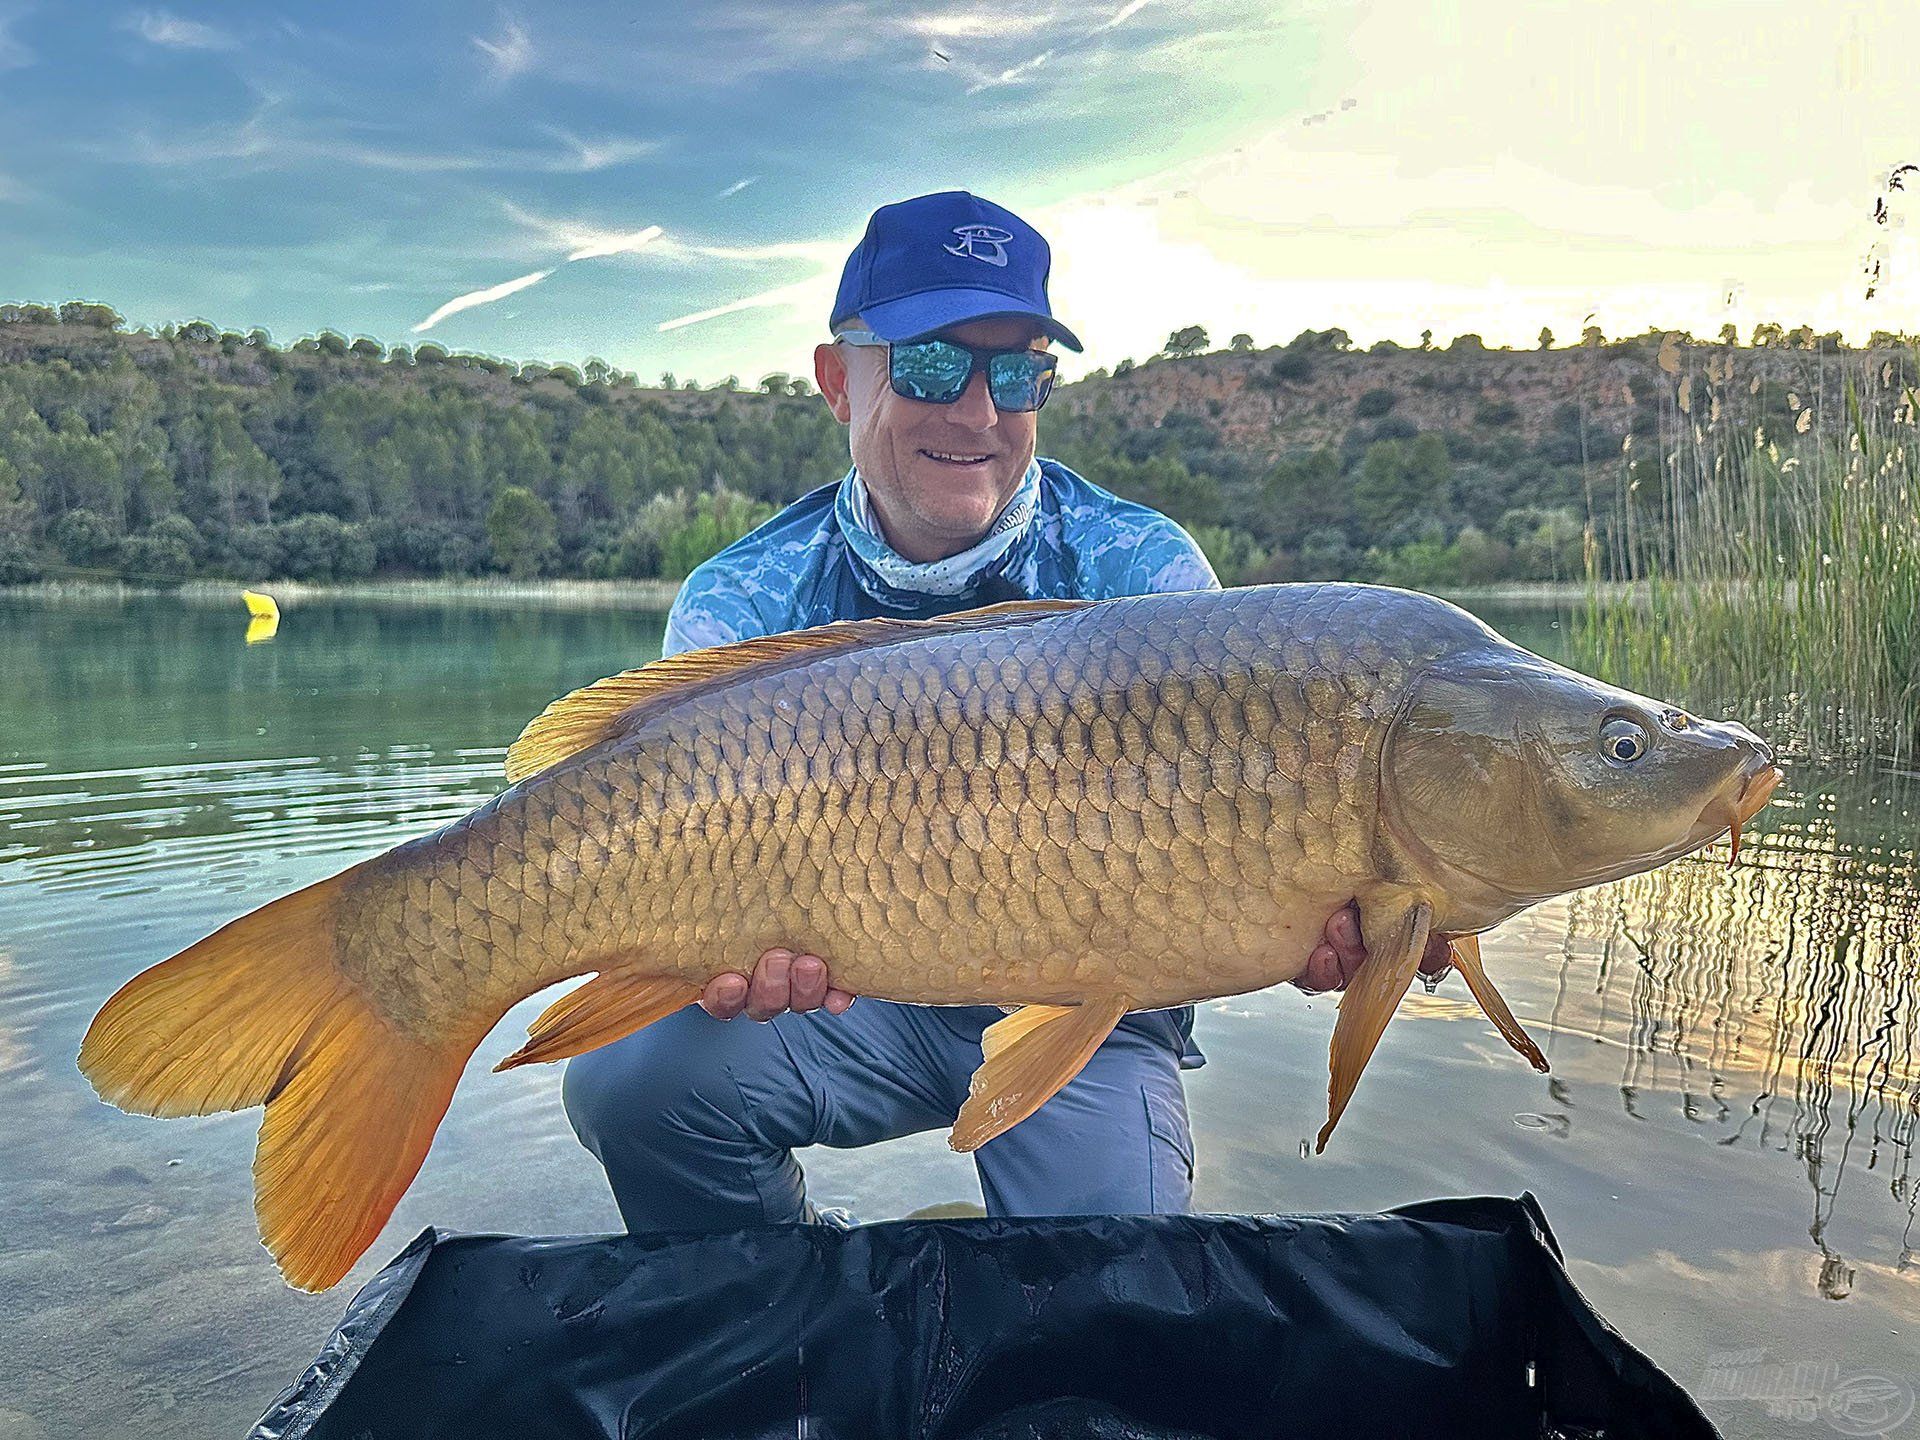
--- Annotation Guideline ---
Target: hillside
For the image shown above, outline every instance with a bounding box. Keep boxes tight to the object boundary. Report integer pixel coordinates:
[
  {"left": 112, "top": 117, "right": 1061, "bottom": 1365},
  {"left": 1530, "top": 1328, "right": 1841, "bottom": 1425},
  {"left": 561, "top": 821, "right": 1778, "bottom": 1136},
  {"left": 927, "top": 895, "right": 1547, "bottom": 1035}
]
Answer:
[{"left": 2, "top": 301, "right": 1912, "bottom": 590}]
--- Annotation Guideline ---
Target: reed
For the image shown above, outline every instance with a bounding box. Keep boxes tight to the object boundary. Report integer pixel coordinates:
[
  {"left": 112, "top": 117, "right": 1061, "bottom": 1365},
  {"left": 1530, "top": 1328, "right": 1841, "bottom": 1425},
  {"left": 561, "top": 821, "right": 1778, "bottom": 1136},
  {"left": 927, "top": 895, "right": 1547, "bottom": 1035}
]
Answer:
[{"left": 1575, "top": 346, "right": 1920, "bottom": 762}]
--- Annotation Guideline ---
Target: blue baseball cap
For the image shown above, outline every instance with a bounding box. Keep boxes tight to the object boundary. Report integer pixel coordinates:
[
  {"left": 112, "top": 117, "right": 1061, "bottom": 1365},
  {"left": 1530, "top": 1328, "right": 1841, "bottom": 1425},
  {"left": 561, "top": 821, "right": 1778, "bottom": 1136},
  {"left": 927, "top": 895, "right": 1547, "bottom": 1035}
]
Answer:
[{"left": 830, "top": 190, "right": 1083, "bottom": 352}]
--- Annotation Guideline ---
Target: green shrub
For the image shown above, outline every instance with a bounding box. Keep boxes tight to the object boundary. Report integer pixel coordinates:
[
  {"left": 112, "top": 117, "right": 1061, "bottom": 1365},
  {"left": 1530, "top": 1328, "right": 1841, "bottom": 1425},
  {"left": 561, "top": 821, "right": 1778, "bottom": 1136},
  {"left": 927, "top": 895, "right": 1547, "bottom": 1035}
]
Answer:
[
  {"left": 486, "top": 487, "right": 558, "bottom": 578},
  {"left": 1189, "top": 525, "right": 1269, "bottom": 586}
]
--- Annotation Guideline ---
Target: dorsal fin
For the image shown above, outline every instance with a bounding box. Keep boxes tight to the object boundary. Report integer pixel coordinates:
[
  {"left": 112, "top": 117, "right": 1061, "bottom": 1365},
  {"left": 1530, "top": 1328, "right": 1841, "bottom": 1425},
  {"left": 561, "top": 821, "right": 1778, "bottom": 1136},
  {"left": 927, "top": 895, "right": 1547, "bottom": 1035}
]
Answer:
[{"left": 504, "top": 597, "right": 1088, "bottom": 784}]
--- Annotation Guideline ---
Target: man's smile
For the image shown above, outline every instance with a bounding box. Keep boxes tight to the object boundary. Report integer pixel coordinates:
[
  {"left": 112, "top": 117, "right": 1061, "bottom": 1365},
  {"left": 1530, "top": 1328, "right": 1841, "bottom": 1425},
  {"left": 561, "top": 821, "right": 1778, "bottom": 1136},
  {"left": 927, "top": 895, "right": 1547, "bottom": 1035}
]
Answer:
[{"left": 920, "top": 447, "right": 994, "bottom": 469}]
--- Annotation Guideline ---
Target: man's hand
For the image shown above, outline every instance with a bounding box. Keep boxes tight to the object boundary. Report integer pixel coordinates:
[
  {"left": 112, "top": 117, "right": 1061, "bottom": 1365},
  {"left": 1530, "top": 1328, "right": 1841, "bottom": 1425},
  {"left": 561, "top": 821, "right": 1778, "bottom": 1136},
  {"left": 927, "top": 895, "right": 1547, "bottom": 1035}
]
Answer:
[
  {"left": 1294, "top": 902, "right": 1454, "bottom": 995},
  {"left": 700, "top": 948, "right": 858, "bottom": 1022}
]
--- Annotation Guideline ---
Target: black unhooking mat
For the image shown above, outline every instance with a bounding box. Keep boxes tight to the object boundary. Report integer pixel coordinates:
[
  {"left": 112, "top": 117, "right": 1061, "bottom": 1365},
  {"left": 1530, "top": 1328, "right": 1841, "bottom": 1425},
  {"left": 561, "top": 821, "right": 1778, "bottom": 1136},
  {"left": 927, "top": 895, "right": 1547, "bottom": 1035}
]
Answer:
[{"left": 252, "top": 1192, "right": 1718, "bottom": 1440}]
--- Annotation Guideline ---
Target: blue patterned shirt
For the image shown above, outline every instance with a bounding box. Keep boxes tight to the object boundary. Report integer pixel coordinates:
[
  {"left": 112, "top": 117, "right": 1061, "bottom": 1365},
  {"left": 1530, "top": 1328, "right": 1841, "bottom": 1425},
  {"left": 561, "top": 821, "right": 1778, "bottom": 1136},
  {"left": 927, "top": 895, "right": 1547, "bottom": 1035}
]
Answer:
[{"left": 664, "top": 456, "right": 1219, "bottom": 1069}]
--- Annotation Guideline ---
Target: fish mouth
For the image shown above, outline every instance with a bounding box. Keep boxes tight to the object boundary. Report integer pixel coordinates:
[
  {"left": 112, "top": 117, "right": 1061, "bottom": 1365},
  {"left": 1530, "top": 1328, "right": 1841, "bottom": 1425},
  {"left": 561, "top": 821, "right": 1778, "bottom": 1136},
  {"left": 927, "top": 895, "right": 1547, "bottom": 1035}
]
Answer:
[{"left": 1705, "top": 760, "right": 1783, "bottom": 865}]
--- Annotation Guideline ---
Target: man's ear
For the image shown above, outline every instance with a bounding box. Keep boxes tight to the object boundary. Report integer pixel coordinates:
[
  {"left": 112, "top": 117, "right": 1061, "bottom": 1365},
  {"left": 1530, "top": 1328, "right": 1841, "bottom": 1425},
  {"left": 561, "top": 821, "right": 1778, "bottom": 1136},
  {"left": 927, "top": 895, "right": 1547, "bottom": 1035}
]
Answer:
[{"left": 814, "top": 342, "right": 853, "bottom": 424}]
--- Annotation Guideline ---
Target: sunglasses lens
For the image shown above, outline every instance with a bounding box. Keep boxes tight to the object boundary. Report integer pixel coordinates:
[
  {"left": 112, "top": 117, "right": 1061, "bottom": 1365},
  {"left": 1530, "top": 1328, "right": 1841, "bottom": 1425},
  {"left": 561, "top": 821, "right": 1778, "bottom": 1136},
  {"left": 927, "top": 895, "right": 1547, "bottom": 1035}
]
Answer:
[
  {"left": 988, "top": 353, "right": 1053, "bottom": 412},
  {"left": 889, "top": 341, "right": 973, "bottom": 402}
]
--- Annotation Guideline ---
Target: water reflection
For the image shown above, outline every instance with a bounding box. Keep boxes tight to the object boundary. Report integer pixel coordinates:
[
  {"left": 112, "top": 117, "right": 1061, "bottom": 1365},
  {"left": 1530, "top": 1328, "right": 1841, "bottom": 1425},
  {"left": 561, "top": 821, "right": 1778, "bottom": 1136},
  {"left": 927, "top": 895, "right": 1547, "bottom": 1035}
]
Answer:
[
  {"left": 3, "top": 592, "right": 1916, "bottom": 1438},
  {"left": 1558, "top": 766, "right": 1920, "bottom": 1288}
]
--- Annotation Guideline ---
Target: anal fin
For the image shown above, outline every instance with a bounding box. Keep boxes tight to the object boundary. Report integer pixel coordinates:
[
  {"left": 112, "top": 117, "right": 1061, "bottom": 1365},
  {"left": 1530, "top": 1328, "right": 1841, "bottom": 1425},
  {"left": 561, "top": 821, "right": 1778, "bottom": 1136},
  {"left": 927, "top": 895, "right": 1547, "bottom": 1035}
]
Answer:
[
  {"left": 950, "top": 996, "right": 1131, "bottom": 1152},
  {"left": 494, "top": 968, "right": 700, "bottom": 1071},
  {"left": 1447, "top": 934, "right": 1549, "bottom": 1073},
  {"left": 1317, "top": 899, "right": 1431, "bottom": 1153}
]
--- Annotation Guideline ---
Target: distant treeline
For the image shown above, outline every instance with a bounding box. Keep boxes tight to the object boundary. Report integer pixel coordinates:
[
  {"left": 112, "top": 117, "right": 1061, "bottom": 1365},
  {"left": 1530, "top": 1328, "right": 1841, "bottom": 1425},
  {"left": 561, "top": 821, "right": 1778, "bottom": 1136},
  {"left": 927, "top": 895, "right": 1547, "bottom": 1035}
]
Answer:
[{"left": 2, "top": 300, "right": 1914, "bottom": 590}]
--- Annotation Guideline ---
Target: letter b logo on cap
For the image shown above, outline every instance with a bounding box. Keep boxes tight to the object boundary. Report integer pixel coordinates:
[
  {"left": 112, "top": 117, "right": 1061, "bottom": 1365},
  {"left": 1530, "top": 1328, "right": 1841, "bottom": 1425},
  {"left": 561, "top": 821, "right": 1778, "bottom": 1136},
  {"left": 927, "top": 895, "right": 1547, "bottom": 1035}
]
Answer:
[{"left": 943, "top": 224, "right": 1013, "bottom": 267}]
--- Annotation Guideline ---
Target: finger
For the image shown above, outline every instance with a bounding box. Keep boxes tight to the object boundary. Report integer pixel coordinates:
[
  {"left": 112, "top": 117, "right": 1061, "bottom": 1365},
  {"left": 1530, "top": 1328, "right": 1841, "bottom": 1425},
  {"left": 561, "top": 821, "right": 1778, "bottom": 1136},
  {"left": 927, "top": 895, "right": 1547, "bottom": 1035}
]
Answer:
[
  {"left": 788, "top": 954, "right": 829, "bottom": 1012},
  {"left": 701, "top": 972, "right": 749, "bottom": 1020},
  {"left": 1327, "top": 905, "right": 1366, "bottom": 969},
  {"left": 745, "top": 948, "right": 793, "bottom": 1021},
  {"left": 1419, "top": 935, "right": 1454, "bottom": 978},
  {"left": 1296, "top": 943, "right": 1341, "bottom": 994},
  {"left": 823, "top": 988, "right": 857, "bottom": 1015}
]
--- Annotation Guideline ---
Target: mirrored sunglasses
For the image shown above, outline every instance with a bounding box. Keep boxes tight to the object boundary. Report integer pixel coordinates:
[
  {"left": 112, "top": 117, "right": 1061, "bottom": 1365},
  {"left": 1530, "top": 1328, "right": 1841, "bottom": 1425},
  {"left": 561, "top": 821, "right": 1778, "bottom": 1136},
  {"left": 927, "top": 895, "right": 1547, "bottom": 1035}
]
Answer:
[{"left": 835, "top": 330, "right": 1057, "bottom": 413}]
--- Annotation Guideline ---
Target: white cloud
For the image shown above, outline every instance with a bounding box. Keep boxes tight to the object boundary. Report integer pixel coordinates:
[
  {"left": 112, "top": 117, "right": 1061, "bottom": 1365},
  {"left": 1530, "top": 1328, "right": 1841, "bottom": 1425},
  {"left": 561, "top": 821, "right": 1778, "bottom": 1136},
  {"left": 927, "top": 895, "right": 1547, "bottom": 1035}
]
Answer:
[
  {"left": 130, "top": 9, "right": 234, "bottom": 50},
  {"left": 112, "top": 107, "right": 656, "bottom": 175},
  {"left": 656, "top": 275, "right": 829, "bottom": 334},
  {"left": 963, "top": 0, "right": 1156, "bottom": 92},
  {"left": 1092, "top": 0, "right": 1151, "bottom": 32},
  {"left": 903, "top": 10, "right": 1055, "bottom": 40},
  {"left": 501, "top": 201, "right": 668, "bottom": 258},
  {"left": 565, "top": 225, "right": 663, "bottom": 262},
  {"left": 715, "top": 175, "right": 759, "bottom": 200},
  {"left": 411, "top": 211, "right": 666, "bottom": 333},
  {"left": 967, "top": 48, "right": 1055, "bottom": 94},
  {"left": 412, "top": 268, "right": 553, "bottom": 333},
  {"left": 472, "top": 17, "right": 532, "bottom": 80},
  {"left": 541, "top": 127, "right": 659, "bottom": 173}
]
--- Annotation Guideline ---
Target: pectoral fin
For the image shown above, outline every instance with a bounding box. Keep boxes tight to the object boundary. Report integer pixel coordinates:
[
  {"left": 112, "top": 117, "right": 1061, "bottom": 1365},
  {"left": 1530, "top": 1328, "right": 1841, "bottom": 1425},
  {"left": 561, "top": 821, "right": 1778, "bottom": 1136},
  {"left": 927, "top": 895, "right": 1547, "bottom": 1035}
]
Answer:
[
  {"left": 1317, "top": 899, "right": 1432, "bottom": 1153},
  {"left": 1447, "top": 934, "right": 1549, "bottom": 1073},
  {"left": 494, "top": 968, "right": 700, "bottom": 1070},
  {"left": 950, "top": 996, "right": 1131, "bottom": 1152}
]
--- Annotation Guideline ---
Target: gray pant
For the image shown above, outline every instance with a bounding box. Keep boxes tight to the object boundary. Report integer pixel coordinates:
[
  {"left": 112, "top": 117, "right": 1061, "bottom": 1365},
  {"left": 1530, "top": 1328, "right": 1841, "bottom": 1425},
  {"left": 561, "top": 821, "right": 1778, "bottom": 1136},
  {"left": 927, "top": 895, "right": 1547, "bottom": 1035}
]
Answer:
[{"left": 562, "top": 999, "right": 1195, "bottom": 1229}]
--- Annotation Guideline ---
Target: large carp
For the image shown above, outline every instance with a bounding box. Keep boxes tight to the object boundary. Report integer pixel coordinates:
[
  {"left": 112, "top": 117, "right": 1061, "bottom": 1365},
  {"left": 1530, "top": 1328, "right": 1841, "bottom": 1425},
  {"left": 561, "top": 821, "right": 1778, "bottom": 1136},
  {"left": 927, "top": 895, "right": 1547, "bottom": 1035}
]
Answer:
[{"left": 80, "top": 584, "right": 1778, "bottom": 1289}]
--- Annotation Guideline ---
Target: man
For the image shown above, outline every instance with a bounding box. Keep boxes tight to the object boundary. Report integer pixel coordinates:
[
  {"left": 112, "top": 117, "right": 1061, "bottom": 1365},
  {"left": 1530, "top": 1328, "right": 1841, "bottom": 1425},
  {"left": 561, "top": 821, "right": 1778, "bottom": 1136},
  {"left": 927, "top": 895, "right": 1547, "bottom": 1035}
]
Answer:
[{"left": 564, "top": 191, "right": 1447, "bottom": 1231}]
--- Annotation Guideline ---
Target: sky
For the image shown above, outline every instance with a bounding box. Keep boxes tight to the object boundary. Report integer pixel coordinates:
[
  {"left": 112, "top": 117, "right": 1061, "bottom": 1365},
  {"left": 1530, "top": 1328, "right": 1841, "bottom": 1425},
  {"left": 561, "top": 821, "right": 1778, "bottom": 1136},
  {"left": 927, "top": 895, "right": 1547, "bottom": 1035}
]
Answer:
[{"left": 2, "top": 0, "right": 1918, "bottom": 385}]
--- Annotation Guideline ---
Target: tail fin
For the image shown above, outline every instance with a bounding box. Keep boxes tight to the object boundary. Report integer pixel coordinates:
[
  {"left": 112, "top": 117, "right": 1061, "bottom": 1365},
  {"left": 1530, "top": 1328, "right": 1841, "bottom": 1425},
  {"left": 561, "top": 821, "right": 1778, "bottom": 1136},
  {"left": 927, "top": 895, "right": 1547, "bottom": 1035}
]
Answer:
[{"left": 78, "top": 866, "right": 478, "bottom": 1291}]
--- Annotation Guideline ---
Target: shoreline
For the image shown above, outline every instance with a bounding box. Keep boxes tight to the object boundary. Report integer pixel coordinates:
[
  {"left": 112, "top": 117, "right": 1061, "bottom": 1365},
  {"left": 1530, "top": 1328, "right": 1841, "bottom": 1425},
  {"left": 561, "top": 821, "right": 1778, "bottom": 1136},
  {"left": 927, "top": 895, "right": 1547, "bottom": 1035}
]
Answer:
[
  {"left": 0, "top": 576, "right": 686, "bottom": 609},
  {"left": 0, "top": 576, "right": 1626, "bottom": 611}
]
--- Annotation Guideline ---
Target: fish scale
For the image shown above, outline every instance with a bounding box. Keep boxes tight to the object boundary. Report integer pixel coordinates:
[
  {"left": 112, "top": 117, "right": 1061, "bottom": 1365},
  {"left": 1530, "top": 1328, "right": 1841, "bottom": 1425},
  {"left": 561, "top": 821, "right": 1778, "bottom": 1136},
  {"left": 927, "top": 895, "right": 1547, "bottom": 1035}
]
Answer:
[
  {"left": 80, "top": 581, "right": 1779, "bottom": 1290},
  {"left": 330, "top": 586, "right": 1454, "bottom": 1036}
]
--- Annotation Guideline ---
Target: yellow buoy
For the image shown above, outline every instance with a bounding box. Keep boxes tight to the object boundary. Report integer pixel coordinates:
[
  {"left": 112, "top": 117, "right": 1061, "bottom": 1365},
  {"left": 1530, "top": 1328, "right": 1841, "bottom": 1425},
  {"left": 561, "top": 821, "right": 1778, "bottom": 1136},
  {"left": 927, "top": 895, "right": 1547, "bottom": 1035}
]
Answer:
[{"left": 242, "top": 589, "right": 280, "bottom": 644}]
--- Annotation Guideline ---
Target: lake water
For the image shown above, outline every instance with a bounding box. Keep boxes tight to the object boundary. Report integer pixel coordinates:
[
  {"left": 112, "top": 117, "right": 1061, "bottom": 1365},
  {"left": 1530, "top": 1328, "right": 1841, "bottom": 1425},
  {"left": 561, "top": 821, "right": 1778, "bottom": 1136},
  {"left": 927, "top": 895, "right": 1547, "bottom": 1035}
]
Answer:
[{"left": 1, "top": 592, "right": 1915, "bottom": 1438}]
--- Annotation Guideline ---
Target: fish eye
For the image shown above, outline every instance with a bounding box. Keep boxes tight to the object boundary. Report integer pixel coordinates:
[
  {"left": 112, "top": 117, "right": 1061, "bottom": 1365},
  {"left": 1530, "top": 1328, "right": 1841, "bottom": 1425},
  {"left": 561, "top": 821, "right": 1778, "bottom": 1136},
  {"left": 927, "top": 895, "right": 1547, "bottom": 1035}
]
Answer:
[{"left": 1600, "top": 717, "right": 1650, "bottom": 764}]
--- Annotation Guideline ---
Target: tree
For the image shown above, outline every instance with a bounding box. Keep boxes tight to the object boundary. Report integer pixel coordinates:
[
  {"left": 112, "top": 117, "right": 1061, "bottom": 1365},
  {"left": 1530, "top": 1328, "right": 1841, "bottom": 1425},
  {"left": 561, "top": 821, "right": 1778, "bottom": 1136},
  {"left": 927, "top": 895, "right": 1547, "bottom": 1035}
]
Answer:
[
  {"left": 1261, "top": 448, "right": 1350, "bottom": 547},
  {"left": 1580, "top": 324, "right": 1605, "bottom": 348},
  {"left": 1537, "top": 326, "right": 1554, "bottom": 350},
  {"left": 759, "top": 373, "right": 791, "bottom": 395},
  {"left": 0, "top": 456, "right": 40, "bottom": 583},
  {"left": 1189, "top": 525, "right": 1268, "bottom": 585},
  {"left": 1419, "top": 329, "right": 1433, "bottom": 351},
  {"left": 1354, "top": 387, "right": 1397, "bottom": 419},
  {"left": 274, "top": 514, "right": 375, "bottom": 580},
  {"left": 487, "top": 486, "right": 558, "bottom": 577},
  {"left": 58, "top": 301, "right": 124, "bottom": 330},
  {"left": 1750, "top": 322, "right": 1784, "bottom": 348},
  {"left": 1163, "top": 325, "right": 1209, "bottom": 358},
  {"left": 1353, "top": 433, "right": 1451, "bottom": 536},
  {"left": 1290, "top": 328, "right": 1350, "bottom": 352},
  {"left": 1718, "top": 323, "right": 1739, "bottom": 346},
  {"left": 1229, "top": 333, "right": 1255, "bottom": 353}
]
